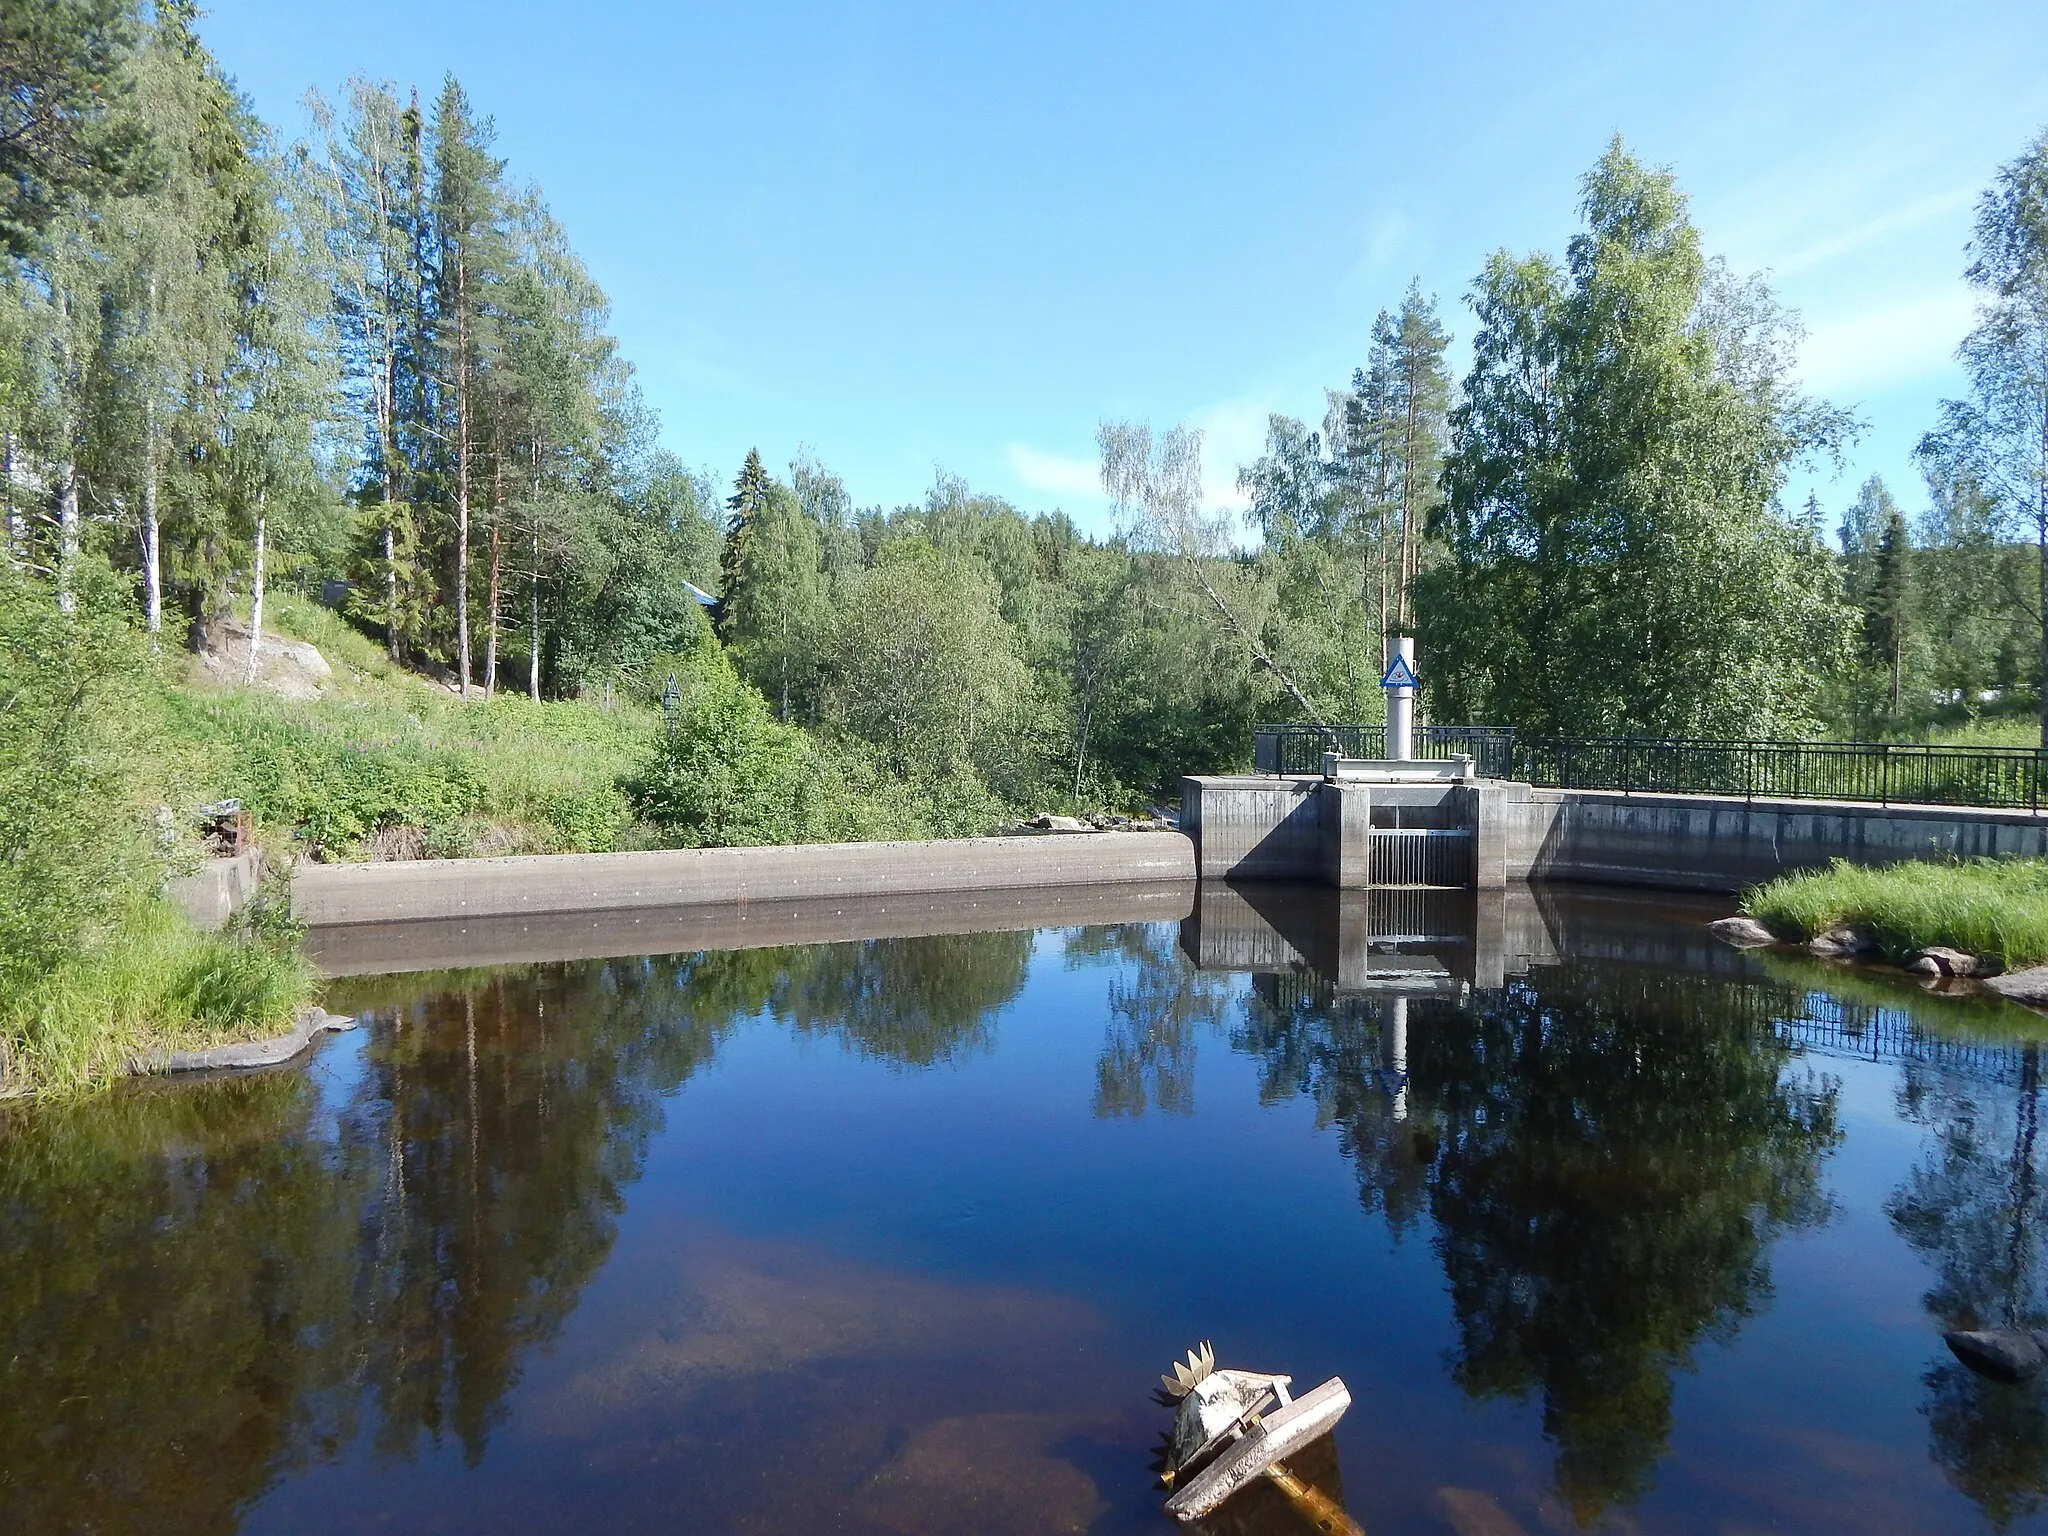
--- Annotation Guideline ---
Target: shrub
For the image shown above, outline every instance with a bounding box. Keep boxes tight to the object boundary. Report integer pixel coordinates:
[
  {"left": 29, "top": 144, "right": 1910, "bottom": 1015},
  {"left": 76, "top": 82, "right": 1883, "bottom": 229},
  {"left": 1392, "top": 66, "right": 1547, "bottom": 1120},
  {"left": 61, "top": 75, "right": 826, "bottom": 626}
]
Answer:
[{"left": 0, "top": 563, "right": 155, "bottom": 991}]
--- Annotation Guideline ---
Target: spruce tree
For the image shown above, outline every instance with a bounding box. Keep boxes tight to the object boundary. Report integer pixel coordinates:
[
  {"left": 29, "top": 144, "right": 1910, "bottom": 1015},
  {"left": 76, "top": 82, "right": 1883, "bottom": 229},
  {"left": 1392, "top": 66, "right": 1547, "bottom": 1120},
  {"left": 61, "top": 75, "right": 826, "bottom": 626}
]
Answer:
[
  {"left": 1863, "top": 508, "right": 1912, "bottom": 717},
  {"left": 717, "top": 447, "right": 771, "bottom": 640}
]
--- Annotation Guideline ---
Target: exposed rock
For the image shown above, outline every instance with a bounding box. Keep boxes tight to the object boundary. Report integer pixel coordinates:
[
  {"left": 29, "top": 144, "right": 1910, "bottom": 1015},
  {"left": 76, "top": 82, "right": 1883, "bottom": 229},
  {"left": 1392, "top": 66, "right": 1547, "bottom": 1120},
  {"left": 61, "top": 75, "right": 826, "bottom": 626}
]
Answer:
[
  {"left": 1708, "top": 916, "right": 1779, "bottom": 949},
  {"left": 200, "top": 620, "right": 332, "bottom": 701},
  {"left": 1907, "top": 956, "right": 1943, "bottom": 976},
  {"left": 1914, "top": 946, "right": 1997, "bottom": 979},
  {"left": 1946, "top": 1329, "right": 2048, "bottom": 1383},
  {"left": 1987, "top": 967, "right": 2048, "bottom": 1006},
  {"left": 1025, "top": 814, "right": 1094, "bottom": 833},
  {"left": 1808, "top": 925, "right": 1880, "bottom": 958}
]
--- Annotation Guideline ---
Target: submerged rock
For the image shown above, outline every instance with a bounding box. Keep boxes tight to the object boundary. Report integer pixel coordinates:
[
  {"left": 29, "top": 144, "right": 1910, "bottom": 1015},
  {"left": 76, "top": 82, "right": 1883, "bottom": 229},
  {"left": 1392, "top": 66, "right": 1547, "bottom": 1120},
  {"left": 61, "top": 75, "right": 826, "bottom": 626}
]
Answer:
[
  {"left": 1987, "top": 967, "right": 2048, "bottom": 1006},
  {"left": 1946, "top": 1329, "right": 2048, "bottom": 1383},
  {"left": 1808, "top": 926, "right": 1880, "bottom": 958},
  {"left": 1708, "top": 916, "right": 1778, "bottom": 949}
]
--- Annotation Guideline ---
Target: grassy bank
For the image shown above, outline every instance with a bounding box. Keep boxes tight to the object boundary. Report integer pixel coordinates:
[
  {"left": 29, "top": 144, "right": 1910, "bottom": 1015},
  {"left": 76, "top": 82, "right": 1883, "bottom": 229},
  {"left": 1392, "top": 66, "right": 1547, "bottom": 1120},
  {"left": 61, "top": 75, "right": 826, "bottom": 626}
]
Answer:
[
  {"left": 1, "top": 898, "right": 314, "bottom": 1097},
  {"left": 161, "top": 592, "right": 652, "bottom": 860},
  {"left": 1742, "top": 857, "right": 2048, "bottom": 969}
]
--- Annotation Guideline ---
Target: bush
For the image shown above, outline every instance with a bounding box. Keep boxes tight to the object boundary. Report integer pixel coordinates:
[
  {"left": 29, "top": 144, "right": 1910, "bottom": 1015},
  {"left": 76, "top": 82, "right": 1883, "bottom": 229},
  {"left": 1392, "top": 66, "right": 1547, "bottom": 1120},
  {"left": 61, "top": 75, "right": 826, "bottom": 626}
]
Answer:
[{"left": 0, "top": 563, "right": 156, "bottom": 991}]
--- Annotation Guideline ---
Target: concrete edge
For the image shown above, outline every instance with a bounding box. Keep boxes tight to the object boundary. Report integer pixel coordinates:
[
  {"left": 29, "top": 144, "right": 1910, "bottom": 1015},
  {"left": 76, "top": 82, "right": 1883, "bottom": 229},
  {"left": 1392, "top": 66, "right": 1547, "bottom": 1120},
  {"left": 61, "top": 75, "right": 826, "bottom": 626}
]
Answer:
[
  {"left": 128, "top": 1008, "right": 360, "bottom": 1076},
  {"left": 293, "top": 831, "right": 1198, "bottom": 927}
]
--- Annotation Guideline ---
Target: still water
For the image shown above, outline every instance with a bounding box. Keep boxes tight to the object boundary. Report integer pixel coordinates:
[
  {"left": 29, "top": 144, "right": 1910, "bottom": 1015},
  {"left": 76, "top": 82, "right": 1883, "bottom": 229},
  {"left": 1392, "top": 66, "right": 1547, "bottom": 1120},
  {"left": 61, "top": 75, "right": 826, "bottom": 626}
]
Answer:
[{"left": 7, "top": 882, "right": 2048, "bottom": 1534}]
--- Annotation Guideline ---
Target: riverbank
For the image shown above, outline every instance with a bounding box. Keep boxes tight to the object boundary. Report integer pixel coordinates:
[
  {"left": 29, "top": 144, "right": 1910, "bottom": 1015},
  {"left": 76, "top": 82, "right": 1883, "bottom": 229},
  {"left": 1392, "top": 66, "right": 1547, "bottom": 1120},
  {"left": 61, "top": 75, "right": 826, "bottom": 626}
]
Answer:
[
  {"left": 1, "top": 898, "right": 316, "bottom": 1097},
  {"left": 1740, "top": 857, "right": 2048, "bottom": 970}
]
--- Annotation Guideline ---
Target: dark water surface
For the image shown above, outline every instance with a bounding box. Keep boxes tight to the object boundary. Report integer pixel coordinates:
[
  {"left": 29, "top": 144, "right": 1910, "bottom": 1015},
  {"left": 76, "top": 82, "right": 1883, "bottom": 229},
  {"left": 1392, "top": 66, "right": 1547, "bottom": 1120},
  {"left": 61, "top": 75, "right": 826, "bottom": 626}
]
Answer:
[{"left": 10, "top": 883, "right": 2048, "bottom": 1535}]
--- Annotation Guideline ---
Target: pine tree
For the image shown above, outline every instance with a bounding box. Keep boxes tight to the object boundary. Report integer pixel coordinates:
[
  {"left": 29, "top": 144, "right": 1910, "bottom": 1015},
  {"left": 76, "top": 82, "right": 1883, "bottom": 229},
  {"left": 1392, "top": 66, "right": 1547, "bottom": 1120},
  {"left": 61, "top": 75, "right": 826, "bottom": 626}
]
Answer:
[{"left": 429, "top": 75, "right": 509, "bottom": 697}]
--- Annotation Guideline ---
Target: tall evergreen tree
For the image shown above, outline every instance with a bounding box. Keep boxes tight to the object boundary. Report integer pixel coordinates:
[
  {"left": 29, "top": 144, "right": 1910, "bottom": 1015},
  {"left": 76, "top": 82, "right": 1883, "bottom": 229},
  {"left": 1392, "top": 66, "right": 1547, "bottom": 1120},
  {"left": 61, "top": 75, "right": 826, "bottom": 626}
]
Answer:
[
  {"left": 1864, "top": 505, "right": 1913, "bottom": 717},
  {"left": 0, "top": 0, "right": 152, "bottom": 254},
  {"left": 306, "top": 77, "right": 428, "bottom": 660},
  {"left": 428, "top": 76, "right": 508, "bottom": 697},
  {"left": 717, "top": 447, "right": 770, "bottom": 638}
]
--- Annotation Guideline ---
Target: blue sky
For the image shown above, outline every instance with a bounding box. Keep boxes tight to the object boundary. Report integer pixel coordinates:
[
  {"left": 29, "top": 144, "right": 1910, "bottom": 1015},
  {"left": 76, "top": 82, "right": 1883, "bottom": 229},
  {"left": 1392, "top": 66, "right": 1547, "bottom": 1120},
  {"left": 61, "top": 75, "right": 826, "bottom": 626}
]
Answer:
[{"left": 202, "top": 0, "right": 2048, "bottom": 536}]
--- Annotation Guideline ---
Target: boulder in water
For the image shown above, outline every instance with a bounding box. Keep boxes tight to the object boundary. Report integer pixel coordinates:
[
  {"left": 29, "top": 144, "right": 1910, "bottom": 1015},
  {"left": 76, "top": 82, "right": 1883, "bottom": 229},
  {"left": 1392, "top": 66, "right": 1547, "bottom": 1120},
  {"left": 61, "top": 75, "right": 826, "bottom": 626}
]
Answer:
[{"left": 1945, "top": 1329, "right": 2048, "bottom": 1382}]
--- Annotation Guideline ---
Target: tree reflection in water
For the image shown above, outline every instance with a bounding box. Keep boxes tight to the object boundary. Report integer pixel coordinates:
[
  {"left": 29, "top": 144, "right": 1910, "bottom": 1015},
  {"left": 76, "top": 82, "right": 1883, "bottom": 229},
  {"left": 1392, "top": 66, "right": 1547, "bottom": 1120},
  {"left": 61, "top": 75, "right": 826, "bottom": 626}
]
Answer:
[
  {"left": 1892, "top": 1043, "right": 2048, "bottom": 1529},
  {"left": 1077, "top": 923, "right": 1234, "bottom": 1118},
  {"left": 0, "top": 930, "right": 1031, "bottom": 1536},
  {"left": 1234, "top": 960, "right": 1842, "bottom": 1523}
]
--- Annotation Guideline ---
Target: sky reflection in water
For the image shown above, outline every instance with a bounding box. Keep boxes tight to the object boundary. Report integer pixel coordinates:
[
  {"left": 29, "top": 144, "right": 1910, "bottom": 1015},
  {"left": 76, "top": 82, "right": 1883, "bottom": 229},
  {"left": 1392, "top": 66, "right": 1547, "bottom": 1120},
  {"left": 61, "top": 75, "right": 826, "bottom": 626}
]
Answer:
[{"left": 5, "top": 885, "right": 2048, "bottom": 1534}]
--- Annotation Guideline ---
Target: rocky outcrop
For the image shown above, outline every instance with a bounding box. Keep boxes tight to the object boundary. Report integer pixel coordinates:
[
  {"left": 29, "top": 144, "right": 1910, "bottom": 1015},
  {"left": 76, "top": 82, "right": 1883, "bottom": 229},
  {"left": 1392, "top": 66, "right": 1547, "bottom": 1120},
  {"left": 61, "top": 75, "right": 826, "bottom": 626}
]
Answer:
[
  {"left": 1906, "top": 946, "right": 1998, "bottom": 979},
  {"left": 199, "top": 621, "right": 332, "bottom": 701}
]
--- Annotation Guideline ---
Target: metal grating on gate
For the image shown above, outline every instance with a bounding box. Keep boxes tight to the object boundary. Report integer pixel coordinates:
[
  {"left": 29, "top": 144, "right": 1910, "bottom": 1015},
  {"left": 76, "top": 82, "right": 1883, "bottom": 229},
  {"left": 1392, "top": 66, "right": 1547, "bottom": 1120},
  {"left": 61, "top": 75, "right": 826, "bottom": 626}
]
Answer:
[{"left": 1369, "top": 827, "right": 1474, "bottom": 887}]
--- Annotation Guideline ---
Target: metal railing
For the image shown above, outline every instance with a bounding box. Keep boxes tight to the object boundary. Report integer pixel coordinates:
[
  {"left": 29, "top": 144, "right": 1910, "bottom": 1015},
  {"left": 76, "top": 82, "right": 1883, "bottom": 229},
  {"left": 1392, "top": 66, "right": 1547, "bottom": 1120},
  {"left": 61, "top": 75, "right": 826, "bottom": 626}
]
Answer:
[
  {"left": 1251, "top": 724, "right": 2048, "bottom": 811},
  {"left": 1253, "top": 724, "right": 1517, "bottom": 778}
]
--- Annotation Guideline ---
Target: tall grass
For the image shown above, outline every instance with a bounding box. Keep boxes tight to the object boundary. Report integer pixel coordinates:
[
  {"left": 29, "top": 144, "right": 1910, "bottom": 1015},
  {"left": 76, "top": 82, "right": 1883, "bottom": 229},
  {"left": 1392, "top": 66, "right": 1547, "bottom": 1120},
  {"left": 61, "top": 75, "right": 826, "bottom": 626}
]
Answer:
[
  {"left": 2, "top": 898, "right": 314, "bottom": 1097},
  {"left": 1742, "top": 857, "right": 2048, "bottom": 968},
  {"left": 165, "top": 593, "right": 654, "bottom": 858}
]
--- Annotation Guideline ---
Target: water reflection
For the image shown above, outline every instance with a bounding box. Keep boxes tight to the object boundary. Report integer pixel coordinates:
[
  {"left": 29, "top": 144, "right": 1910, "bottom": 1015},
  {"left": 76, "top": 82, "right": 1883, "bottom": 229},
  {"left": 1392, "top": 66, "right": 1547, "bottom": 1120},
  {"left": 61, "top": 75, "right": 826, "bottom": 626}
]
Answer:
[
  {"left": 1893, "top": 1044, "right": 2048, "bottom": 1528},
  {"left": 1190, "top": 884, "right": 1843, "bottom": 1521},
  {"left": 16, "top": 892, "right": 2048, "bottom": 1532},
  {"left": 0, "top": 931, "right": 1032, "bottom": 1534}
]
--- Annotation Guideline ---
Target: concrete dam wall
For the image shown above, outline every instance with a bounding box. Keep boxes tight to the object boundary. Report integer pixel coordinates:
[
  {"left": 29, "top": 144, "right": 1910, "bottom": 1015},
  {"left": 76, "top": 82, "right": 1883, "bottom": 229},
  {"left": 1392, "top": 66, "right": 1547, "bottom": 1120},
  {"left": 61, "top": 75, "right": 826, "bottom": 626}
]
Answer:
[
  {"left": 293, "top": 831, "right": 1197, "bottom": 929},
  {"left": 1182, "top": 773, "right": 2048, "bottom": 894}
]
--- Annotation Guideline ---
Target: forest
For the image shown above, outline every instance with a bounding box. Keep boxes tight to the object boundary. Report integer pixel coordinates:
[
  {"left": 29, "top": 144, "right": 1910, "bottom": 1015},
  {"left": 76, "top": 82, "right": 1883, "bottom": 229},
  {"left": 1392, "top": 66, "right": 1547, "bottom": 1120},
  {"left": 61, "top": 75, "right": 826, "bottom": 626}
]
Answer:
[{"left": 4, "top": 2, "right": 2048, "bottom": 1084}]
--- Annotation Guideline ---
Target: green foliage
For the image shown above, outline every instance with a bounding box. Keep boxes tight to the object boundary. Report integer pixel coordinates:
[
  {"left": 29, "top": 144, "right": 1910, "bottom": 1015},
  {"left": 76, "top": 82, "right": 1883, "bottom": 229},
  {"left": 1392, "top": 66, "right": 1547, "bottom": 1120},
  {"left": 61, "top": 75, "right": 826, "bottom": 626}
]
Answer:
[
  {"left": 0, "top": 0, "right": 153, "bottom": 255},
  {"left": 1918, "top": 124, "right": 2048, "bottom": 748},
  {"left": 0, "top": 563, "right": 152, "bottom": 988},
  {"left": 622, "top": 641, "right": 949, "bottom": 847},
  {"left": 2, "top": 894, "right": 312, "bottom": 1094},
  {"left": 822, "top": 539, "right": 1041, "bottom": 799},
  {"left": 720, "top": 482, "right": 826, "bottom": 721},
  {"left": 1423, "top": 140, "right": 1857, "bottom": 738},
  {"left": 1744, "top": 857, "right": 2048, "bottom": 968},
  {"left": 163, "top": 682, "right": 646, "bottom": 859}
]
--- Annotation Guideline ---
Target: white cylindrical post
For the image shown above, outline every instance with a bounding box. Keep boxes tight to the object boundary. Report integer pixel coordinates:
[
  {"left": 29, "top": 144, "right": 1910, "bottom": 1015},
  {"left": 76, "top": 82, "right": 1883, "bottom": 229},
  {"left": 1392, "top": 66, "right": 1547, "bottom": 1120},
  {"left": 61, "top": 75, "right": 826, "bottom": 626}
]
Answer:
[
  {"left": 1385, "top": 995, "right": 1409, "bottom": 1121},
  {"left": 1387, "top": 635, "right": 1416, "bottom": 761}
]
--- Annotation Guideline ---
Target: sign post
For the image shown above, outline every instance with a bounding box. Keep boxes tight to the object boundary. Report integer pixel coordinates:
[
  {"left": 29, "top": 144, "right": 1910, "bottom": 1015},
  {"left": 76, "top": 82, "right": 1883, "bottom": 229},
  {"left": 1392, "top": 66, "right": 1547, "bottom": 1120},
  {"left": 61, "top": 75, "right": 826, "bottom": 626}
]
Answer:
[{"left": 1380, "top": 639, "right": 1418, "bottom": 761}]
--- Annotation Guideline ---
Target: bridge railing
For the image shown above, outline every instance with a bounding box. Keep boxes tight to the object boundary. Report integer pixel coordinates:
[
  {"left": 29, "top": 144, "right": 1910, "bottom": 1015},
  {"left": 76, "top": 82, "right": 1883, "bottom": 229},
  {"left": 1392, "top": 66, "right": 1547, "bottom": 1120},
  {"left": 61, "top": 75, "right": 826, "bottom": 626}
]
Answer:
[{"left": 1250, "top": 724, "right": 2048, "bottom": 811}]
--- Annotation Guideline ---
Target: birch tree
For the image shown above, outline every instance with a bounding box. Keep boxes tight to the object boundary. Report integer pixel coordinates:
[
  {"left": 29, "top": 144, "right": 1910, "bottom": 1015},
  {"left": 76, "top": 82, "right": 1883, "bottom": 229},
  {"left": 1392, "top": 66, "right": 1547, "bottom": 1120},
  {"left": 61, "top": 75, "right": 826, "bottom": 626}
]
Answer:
[{"left": 1919, "top": 126, "right": 2048, "bottom": 745}]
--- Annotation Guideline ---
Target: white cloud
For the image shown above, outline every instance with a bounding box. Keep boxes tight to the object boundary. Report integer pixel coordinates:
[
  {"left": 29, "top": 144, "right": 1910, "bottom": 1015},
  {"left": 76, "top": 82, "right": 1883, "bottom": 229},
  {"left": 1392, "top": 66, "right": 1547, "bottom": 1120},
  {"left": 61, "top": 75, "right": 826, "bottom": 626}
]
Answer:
[
  {"left": 1798, "top": 286, "right": 1975, "bottom": 395},
  {"left": 1772, "top": 186, "right": 1976, "bottom": 277},
  {"left": 1006, "top": 442, "right": 1102, "bottom": 502}
]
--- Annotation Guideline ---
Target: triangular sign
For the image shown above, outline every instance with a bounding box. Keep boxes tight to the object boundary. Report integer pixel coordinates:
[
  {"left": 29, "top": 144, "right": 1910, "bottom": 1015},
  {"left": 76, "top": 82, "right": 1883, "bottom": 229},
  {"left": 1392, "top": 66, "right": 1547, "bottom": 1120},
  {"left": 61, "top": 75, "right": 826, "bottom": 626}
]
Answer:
[{"left": 1379, "top": 654, "right": 1420, "bottom": 690}]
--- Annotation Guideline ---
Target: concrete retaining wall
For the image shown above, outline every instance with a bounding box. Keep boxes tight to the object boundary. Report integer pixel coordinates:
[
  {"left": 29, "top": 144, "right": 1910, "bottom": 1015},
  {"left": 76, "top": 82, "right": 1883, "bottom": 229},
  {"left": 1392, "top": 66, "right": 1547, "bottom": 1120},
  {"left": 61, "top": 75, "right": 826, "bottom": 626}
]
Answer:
[
  {"left": 1500, "top": 785, "right": 2048, "bottom": 891},
  {"left": 293, "top": 832, "right": 1196, "bottom": 929},
  {"left": 166, "top": 851, "right": 266, "bottom": 930}
]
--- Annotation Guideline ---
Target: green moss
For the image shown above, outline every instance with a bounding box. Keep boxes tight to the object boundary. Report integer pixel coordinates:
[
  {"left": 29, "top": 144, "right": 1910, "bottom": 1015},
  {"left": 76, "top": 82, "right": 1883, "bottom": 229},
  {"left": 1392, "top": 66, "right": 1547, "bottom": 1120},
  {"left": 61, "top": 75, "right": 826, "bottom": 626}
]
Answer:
[{"left": 1742, "top": 857, "right": 2048, "bottom": 969}]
